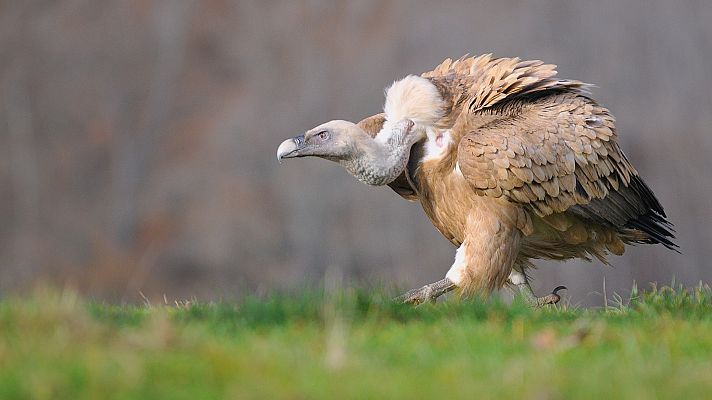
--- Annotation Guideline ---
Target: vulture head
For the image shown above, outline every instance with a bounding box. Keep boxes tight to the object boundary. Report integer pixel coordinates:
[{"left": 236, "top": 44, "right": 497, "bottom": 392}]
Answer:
[{"left": 277, "top": 118, "right": 421, "bottom": 186}]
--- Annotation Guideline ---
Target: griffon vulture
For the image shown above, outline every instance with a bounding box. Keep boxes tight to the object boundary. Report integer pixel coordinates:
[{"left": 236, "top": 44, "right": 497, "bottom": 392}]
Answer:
[{"left": 277, "top": 54, "right": 676, "bottom": 306}]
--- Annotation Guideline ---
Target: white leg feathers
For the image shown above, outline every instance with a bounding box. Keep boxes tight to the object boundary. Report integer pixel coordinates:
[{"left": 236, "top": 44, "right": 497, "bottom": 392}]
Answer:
[
  {"left": 507, "top": 269, "right": 527, "bottom": 286},
  {"left": 445, "top": 243, "right": 468, "bottom": 286}
]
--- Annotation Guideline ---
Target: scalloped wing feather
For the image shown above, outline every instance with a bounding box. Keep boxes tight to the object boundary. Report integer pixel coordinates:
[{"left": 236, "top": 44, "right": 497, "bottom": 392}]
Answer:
[
  {"left": 456, "top": 93, "right": 676, "bottom": 250},
  {"left": 457, "top": 94, "right": 636, "bottom": 217},
  {"left": 422, "top": 54, "right": 592, "bottom": 113}
]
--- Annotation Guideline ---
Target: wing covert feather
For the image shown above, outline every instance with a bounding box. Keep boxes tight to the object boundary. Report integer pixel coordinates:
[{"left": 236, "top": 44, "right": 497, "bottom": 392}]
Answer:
[{"left": 457, "top": 94, "right": 636, "bottom": 218}]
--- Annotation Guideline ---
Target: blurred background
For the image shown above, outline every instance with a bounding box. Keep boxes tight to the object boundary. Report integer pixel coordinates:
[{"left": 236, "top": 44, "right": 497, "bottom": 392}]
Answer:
[{"left": 1, "top": 0, "right": 710, "bottom": 305}]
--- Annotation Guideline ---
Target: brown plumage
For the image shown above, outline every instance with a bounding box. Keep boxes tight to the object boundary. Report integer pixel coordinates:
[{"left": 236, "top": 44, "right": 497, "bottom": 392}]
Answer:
[{"left": 279, "top": 54, "right": 677, "bottom": 305}]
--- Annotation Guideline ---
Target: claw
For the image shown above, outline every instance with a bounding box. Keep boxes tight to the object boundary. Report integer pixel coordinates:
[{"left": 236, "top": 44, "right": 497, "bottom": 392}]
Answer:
[{"left": 552, "top": 285, "right": 567, "bottom": 295}]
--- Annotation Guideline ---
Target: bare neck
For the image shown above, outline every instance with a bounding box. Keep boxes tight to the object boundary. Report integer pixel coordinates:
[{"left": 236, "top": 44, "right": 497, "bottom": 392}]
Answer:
[{"left": 339, "top": 127, "right": 420, "bottom": 186}]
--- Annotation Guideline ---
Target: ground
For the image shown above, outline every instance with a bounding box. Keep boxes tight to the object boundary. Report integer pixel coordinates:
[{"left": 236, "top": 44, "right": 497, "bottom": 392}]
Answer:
[{"left": 1, "top": 285, "right": 712, "bottom": 399}]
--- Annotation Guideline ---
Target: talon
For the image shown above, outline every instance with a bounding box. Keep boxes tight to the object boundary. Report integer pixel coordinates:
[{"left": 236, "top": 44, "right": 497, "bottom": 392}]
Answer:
[{"left": 552, "top": 285, "right": 567, "bottom": 295}]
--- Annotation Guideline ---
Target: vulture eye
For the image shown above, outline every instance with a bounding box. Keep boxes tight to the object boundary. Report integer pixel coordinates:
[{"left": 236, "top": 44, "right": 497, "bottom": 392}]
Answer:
[{"left": 316, "top": 131, "right": 330, "bottom": 141}]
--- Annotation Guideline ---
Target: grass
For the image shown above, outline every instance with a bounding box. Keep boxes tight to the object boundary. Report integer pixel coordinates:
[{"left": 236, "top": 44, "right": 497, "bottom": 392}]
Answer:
[{"left": 1, "top": 285, "right": 712, "bottom": 399}]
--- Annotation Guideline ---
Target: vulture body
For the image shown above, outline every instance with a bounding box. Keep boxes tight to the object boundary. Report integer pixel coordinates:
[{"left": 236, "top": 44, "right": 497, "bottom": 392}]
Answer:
[{"left": 278, "top": 54, "right": 676, "bottom": 305}]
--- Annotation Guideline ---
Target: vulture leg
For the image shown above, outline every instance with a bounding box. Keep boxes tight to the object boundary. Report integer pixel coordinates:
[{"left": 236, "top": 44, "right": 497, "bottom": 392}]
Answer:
[
  {"left": 507, "top": 269, "right": 566, "bottom": 307},
  {"left": 395, "top": 278, "right": 456, "bottom": 305},
  {"left": 396, "top": 207, "right": 525, "bottom": 306}
]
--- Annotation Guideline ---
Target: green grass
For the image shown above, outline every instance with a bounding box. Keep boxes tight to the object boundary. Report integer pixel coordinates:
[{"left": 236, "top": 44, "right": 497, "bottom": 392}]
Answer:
[{"left": 1, "top": 285, "right": 712, "bottom": 399}]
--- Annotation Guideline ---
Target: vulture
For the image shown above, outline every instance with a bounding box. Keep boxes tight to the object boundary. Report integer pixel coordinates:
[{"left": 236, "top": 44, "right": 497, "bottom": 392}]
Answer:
[{"left": 277, "top": 54, "right": 677, "bottom": 306}]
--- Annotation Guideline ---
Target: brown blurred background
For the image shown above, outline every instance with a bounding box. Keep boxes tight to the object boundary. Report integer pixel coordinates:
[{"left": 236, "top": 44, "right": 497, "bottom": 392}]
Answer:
[{"left": 1, "top": 0, "right": 710, "bottom": 305}]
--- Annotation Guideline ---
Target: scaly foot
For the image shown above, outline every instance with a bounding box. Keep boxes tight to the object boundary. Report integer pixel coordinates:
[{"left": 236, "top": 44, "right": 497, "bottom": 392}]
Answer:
[
  {"left": 516, "top": 284, "right": 567, "bottom": 307},
  {"left": 533, "top": 285, "right": 567, "bottom": 306},
  {"left": 395, "top": 278, "right": 456, "bottom": 305}
]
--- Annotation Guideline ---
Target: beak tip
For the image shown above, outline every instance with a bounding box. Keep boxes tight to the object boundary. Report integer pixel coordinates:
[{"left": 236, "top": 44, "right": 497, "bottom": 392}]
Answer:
[{"left": 276, "top": 137, "right": 300, "bottom": 162}]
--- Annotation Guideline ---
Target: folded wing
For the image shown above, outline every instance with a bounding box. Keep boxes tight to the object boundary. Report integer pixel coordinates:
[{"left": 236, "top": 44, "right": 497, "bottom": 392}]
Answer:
[{"left": 456, "top": 93, "right": 676, "bottom": 249}]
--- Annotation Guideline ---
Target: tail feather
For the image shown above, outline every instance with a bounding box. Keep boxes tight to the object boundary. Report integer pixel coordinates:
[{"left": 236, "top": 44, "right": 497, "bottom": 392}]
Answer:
[
  {"left": 568, "top": 174, "right": 678, "bottom": 252},
  {"left": 624, "top": 211, "right": 679, "bottom": 252}
]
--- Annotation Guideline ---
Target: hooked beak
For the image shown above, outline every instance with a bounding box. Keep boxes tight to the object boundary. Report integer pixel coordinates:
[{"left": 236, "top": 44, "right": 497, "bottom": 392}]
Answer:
[{"left": 276, "top": 135, "right": 306, "bottom": 162}]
